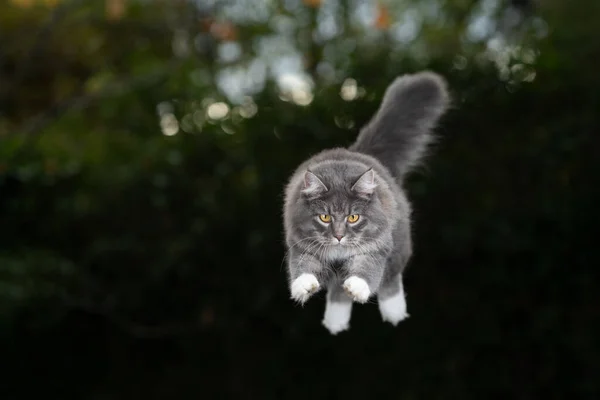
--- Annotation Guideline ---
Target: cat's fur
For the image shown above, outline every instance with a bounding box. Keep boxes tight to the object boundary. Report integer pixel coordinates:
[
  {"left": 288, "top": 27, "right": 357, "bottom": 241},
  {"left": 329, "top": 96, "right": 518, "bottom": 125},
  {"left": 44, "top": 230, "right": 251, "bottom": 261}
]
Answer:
[{"left": 283, "top": 71, "right": 450, "bottom": 334}]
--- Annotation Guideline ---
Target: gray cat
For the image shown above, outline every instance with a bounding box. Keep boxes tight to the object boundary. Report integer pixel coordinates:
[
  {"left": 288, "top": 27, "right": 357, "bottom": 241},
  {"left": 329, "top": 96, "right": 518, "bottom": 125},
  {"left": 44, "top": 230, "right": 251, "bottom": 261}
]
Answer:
[{"left": 283, "top": 71, "right": 450, "bottom": 334}]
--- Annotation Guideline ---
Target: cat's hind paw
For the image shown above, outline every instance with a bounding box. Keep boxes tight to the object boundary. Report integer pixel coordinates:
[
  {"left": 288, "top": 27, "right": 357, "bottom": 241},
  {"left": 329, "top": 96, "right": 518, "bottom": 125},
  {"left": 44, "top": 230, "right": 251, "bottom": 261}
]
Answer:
[
  {"left": 291, "top": 273, "right": 320, "bottom": 304},
  {"left": 343, "top": 276, "right": 371, "bottom": 303},
  {"left": 378, "top": 291, "right": 409, "bottom": 326},
  {"left": 322, "top": 301, "right": 352, "bottom": 335}
]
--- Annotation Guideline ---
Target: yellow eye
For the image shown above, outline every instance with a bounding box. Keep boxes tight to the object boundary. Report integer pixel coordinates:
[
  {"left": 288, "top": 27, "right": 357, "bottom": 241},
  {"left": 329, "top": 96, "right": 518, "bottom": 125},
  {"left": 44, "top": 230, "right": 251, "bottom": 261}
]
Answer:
[
  {"left": 347, "top": 214, "right": 360, "bottom": 223},
  {"left": 319, "top": 214, "right": 331, "bottom": 223}
]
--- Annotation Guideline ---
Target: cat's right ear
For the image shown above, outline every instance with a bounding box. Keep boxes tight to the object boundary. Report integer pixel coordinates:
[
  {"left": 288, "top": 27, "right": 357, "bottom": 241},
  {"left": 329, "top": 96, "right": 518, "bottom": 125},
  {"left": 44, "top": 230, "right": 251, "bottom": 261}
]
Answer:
[{"left": 301, "top": 170, "right": 328, "bottom": 198}]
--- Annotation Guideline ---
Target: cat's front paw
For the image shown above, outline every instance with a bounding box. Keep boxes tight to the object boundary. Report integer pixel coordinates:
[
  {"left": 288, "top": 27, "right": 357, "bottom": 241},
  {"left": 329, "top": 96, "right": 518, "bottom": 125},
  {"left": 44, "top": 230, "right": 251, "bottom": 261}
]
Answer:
[
  {"left": 343, "top": 276, "right": 371, "bottom": 303},
  {"left": 291, "top": 273, "right": 320, "bottom": 304}
]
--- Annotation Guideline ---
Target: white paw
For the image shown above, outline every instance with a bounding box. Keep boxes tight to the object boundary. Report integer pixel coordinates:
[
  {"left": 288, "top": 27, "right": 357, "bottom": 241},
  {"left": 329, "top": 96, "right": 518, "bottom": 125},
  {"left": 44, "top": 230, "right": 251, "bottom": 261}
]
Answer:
[
  {"left": 290, "top": 273, "right": 320, "bottom": 304},
  {"left": 343, "top": 276, "right": 371, "bottom": 303},
  {"left": 322, "top": 301, "right": 352, "bottom": 335},
  {"left": 378, "top": 291, "right": 409, "bottom": 326}
]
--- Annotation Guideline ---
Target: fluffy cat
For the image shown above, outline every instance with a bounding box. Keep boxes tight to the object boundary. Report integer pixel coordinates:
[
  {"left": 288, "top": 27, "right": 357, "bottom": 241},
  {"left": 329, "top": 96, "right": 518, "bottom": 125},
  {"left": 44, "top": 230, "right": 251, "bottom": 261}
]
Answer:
[{"left": 283, "top": 71, "right": 450, "bottom": 334}]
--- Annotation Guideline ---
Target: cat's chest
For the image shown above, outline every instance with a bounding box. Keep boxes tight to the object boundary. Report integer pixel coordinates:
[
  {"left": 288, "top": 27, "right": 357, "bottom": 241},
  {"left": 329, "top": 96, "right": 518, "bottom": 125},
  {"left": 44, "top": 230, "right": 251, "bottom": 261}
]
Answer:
[{"left": 321, "top": 246, "right": 351, "bottom": 266}]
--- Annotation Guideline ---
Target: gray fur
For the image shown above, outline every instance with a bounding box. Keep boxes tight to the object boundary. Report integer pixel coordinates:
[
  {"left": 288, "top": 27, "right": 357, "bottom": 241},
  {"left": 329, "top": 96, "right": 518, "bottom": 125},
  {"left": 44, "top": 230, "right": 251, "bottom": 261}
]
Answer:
[
  {"left": 350, "top": 71, "right": 450, "bottom": 180},
  {"left": 283, "top": 71, "right": 450, "bottom": 333}
]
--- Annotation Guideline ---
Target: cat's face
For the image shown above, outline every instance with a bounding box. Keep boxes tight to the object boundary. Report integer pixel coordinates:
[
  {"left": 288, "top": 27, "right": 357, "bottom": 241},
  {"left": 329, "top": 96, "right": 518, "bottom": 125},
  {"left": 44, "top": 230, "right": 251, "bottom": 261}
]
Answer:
[{"left": 291, "top": 167, "right": 389, "bottom": 250}]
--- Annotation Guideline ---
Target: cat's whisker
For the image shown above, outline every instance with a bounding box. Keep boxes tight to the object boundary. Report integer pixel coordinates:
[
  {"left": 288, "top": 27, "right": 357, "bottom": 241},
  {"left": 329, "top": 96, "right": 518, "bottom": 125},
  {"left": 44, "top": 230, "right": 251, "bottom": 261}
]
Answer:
[
  {"left": 350, "top": 241, "right": 380, "bottom": 267},
  {"left": 296, "top": 239, "right": 331, "bottom": 272},
  {"left": 318, "top": 243, "right": 337, "bottom": 278},
  {"left": 280, "top": 236, "right": 322, "bottom": 272}
]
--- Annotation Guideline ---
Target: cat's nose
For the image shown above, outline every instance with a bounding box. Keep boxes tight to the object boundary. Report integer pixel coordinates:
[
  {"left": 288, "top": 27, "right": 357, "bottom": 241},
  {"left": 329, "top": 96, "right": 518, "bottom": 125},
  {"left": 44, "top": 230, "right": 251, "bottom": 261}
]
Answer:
[{"left": 334, "top": 234, "right": 344, "bottom": 242}]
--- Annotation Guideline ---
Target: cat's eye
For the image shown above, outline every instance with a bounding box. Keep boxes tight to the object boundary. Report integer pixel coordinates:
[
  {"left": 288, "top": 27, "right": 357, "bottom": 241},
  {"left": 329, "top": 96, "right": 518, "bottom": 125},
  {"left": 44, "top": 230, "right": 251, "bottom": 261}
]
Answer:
[
  {"left": 319, "top": 214, "right": 332, "bottom": 223},
  {"left": 347, "top": 214, "right": 360, "bottom": 223}
]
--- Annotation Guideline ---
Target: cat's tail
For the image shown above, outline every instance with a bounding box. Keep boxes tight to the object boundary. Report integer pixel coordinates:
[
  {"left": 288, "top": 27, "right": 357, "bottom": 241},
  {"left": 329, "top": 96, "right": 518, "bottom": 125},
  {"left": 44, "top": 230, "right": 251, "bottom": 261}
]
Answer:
[{"left": 349, "top": 71, "right": 450, "bottom": 181}]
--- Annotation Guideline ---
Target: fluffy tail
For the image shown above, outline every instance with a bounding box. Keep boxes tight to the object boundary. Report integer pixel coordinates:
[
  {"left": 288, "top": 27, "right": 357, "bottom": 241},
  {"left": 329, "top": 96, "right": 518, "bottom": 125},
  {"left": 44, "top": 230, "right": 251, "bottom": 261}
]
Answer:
[{"left": 349, "top": 71, "right": 450, "bottom": 180}]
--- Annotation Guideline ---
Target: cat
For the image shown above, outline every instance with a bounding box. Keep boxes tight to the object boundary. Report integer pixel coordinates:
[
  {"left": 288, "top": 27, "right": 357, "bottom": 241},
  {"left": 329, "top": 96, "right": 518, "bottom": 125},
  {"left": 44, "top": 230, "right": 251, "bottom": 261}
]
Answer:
[{"left": 283, "top": 71, "right": 450, "bottom": 334}]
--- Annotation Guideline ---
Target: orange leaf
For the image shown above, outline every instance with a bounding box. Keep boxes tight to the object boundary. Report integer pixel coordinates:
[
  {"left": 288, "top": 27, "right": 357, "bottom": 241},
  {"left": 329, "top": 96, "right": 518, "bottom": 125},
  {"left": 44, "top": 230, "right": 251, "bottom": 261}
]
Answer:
[
  {"left": 303, "top": 0, "right": 321, "bottom": 8},
  {"left": 200, "top": 17, "right": 215, "bottom": 32},
  {"left": 106, "top": 0, "right": 126, "bottom": 21},
  {"left": 375, "top": 3, "right": 391, "bottom": 30},
  {"left": 9, "top": 0, "right": 34, "bottom": 8},
  {"left": 210, "top": 21, "right": 238, "bottom": 41}
]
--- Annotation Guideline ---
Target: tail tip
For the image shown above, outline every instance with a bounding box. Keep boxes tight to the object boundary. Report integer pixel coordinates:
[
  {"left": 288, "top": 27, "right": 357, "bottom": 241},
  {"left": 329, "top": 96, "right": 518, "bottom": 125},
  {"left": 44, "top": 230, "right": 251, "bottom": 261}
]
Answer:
[{"left": 386, "top": 70, "right": 450, "bottom": 111}]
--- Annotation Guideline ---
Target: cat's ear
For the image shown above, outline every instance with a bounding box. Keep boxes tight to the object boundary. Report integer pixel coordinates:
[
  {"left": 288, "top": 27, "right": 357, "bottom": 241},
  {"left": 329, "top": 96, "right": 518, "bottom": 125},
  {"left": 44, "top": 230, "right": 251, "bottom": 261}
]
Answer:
[
  {"left": 301, "top": 170, "right": 328, "bottom": 197},
  {"left": 351, "top": 169, "right": 377, "bottom": 197}
]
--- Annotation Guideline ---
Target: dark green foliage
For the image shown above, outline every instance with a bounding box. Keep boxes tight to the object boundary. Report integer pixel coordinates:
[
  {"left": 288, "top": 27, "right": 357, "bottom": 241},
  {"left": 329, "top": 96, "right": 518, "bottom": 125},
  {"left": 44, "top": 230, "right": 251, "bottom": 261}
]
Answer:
[{"left": 0, "top": 0, "right": 598, "bottom": 398}]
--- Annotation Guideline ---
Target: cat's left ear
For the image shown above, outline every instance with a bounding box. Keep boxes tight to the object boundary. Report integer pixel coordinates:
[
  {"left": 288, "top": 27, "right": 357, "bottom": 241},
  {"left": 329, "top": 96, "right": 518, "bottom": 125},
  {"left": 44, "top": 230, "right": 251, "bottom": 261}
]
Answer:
[
  {"left": 302, "top": 170, "right": 328, "bottom": 197},
  {"left": 351, "top": 169, "right": 377, "bottom": 197}
]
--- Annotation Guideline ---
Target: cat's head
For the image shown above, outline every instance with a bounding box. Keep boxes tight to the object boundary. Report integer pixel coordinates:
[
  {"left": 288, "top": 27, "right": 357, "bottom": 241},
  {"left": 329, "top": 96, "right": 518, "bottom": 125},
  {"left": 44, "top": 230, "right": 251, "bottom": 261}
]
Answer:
[{"left": 290, "top": 162, "right": 390, "bottom": 249}]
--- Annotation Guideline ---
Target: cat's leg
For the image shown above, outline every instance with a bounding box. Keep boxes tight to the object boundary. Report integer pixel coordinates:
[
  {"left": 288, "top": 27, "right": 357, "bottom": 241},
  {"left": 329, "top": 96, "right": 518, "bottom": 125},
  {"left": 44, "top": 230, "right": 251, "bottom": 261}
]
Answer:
[
  {"left": 377, "top": 230, "right": 411, "bottom": 325},
  {"left": 287, "top": 247, "right": 324, "bottom": 304},
  {"left": 322, "top": 280, "right": 353, "bottom": 334},
  {"left": 342, "top": 252, "right": 388, "bottom": 303},
  {"left": 377, "top": 272, "right": 409, "bottom": 325}
]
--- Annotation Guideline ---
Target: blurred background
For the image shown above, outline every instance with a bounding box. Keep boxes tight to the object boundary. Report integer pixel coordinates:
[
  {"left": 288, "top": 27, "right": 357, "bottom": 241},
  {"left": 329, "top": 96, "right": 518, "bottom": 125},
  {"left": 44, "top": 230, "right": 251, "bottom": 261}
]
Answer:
[{"left": 1, "top": 0, "right": 598, "bottom": 398}]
